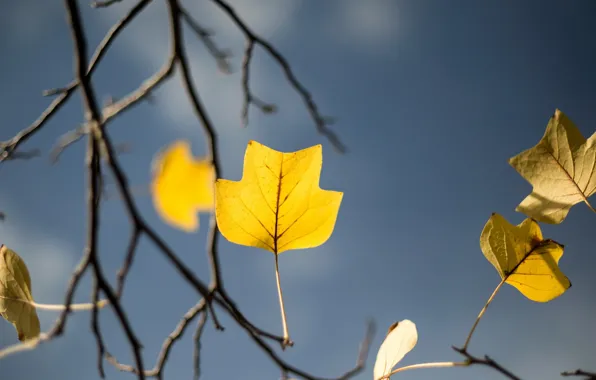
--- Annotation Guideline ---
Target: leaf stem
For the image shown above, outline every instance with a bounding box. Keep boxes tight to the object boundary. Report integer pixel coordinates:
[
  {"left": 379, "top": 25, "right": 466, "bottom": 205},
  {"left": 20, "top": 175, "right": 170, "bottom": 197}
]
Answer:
[
  {"left": 584, "top": 198, "right": 596, "bottom": 214},
  {"left": 0, "top": 295, "right": 109, "bottom": 311},
  {"left": 462, "top": 278, "right": 506, "bottom": 351},
  {"left": 274, "top": 254, "right": 292, "bottom": 348},
  {"left": 382, "top": 361, "right": 467, "bottom": 378}
]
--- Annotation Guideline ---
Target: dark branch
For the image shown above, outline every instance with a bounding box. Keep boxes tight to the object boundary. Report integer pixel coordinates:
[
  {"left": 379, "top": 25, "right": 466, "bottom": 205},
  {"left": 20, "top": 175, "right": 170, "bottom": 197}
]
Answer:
[
  {"left": 453, "top": 347, "right": 522, "bottom": 380},
  {"left": 64, "top": 0, "right": 146, "bottom": 378},
  {"left": 211, "top": 0, "right": 345, "bottom": 152},
  {"left": 562, "top": 369, "right": 596, "bottom": 379}
]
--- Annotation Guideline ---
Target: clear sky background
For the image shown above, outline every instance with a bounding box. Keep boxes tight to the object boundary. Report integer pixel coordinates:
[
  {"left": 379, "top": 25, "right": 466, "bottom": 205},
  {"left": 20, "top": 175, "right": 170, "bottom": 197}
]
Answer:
[{"left": 1, "top": 1, "right": 596, "bottom": 380}]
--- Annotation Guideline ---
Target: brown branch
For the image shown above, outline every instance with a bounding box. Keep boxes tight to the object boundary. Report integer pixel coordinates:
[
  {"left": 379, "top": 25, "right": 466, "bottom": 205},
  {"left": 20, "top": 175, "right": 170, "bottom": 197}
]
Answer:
[
  {"left": 211, "top": 0, "right": 345, "bottom": 152},
  {"left": 0, "top": 0, "right": 150, "bottom": 163},
  {"left": 64, "top": 1, "right": 146, "bottom": 378},
  {"left": 193, "top": 311, "right": 209, "bottom": 380},
  {"left": 106, "top": 300, "right": 207, "bottom": 379},
  {"left": 562, "top": 369, "right": 596, "bottom": 379},
  {"left": 453, "top": 347, "right": 522, "bottom": 380}
]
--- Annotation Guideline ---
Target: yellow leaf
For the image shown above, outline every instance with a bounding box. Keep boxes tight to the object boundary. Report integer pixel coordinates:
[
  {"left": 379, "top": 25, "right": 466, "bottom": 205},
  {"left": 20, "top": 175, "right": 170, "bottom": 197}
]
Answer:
[
  {"left": 0, "top": 245, "right": 40, "bottom": 341},
  {"left": 509, "top": 109, "right": 596, "bottom": 224},
  {"left": 480, "top": 213, "right": 571, "bottom": 302},
  {"left": 373, "top": 320, "right": 418, "bottom": 380},
  {"left": 151, "top": 140, "right": 215, "bottom": 232},
  {"left": 215, "top": 140, "right": 343, "bottom": 254}
]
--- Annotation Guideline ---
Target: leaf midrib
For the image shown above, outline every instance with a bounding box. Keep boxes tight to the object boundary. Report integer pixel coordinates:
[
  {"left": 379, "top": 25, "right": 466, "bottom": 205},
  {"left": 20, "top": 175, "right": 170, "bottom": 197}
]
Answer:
[{"left": 546, "top": 150, "right": 590, "bottom": 205}]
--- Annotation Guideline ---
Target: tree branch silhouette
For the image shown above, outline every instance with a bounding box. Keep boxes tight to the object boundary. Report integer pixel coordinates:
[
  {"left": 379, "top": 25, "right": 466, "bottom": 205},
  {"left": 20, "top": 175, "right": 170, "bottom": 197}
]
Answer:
[{"left": 0, "top": 1, "right": 368, "bottom": 379}]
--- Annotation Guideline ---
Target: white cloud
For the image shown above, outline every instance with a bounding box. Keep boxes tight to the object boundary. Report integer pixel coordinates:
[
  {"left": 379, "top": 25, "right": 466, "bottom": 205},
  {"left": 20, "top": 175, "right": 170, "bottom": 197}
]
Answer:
[{"left": 327, "top": 0, "right": 400, "bottom": 49}]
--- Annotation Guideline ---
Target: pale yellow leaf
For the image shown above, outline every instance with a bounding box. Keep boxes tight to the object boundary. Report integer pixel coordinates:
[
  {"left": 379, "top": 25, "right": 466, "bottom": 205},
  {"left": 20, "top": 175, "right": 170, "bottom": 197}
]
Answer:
[
  {"left": 509, "top": 109, "right": 596, "bottom": 224},
  {"left": 0, "top": 245, "right": 40, "bottom": 341}
]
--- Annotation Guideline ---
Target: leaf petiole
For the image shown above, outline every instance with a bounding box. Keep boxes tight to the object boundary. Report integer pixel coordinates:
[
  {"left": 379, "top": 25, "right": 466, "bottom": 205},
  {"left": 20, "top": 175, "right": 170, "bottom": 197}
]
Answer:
[
  {"left": 274, "top": 254, "right": 293, "bottom": 349},
  {"left": 462, "top": 278, "right": 506, "bottom": 351},
  {"left": 381, "top": 361, "right": 468, "bottom": 379},
  {"left": 0, "top": 295, "right": 109, "bottom": 311}
]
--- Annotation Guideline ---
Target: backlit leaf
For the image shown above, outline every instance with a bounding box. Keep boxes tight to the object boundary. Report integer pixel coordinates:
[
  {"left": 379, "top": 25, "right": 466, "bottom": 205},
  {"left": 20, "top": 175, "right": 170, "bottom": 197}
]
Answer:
[
  {"left": 509, "top": 109, "right": 596, "bottom": 224},
  {"left": 0, "top": 245, "right": 40, "bottom": 341},
  {"left": 373, "top": 320, "right": 418, "bottom": 380},
  {"left": 480, "top": 213, "right": 571, "bottom": 302},
  {"left": 215, "top": 140, "right": 343, "bottom": 254},
  {"left": 151, "top": 140, "right": 215, "bottom": 232}
]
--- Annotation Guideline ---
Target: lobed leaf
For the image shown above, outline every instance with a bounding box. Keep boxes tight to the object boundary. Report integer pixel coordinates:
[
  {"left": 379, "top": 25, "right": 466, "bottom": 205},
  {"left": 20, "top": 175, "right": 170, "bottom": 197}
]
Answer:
[
  {"left": 480, "top": 213, "right": 571, "bottom": 302},
  {"left": 509, "top": 109, "right": 596, "bottom": 224},
  {"left": 215, "top": 140, "right": 343, "bottom": 254}
]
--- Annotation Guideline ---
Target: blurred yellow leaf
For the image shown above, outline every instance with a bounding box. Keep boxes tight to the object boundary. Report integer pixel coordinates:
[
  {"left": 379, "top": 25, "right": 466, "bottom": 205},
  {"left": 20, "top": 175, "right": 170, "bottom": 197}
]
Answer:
[
  {"left": 0, "top": 245, "right": 40, "bottom": 341},
  {"left": 373, "top": 320, "right": 418, "bottom": 380},
  {"left": 215, "top": 140, "right": 343, "bottom": 254},
  {"left": 509, "top": 109, "right": 596, "bottom": 224},
  {"left": 151, "top": 140, "right": 215, "bottom": 232},
  {"left": 480, "top": 213, "right": 571, "bottom": 302}
]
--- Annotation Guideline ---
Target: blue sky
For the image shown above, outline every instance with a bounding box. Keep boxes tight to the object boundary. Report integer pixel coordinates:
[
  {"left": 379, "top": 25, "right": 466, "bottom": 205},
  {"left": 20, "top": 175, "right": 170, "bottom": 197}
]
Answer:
[{"left": 1, "top": 1, "right": 596, "bottom": 379}]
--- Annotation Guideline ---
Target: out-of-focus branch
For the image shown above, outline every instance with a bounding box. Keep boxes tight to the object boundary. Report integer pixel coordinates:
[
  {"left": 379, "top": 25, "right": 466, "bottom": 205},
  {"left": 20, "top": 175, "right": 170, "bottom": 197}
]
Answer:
[
  {"left": 210, "top": 0, "right": 344, "bottom": 152},
  {"left": 91, "top": 0, "right": 123, "bottom": 8},
  {"left": 179, "top": 5, "right": 231, "bottom": 74},
  {"left": 562, "top": 369, "right": 596, "bottom": 379}
]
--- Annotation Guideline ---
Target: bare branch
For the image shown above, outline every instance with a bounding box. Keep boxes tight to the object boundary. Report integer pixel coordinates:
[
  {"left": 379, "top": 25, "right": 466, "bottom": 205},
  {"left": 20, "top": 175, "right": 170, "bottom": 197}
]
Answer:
[
  {"left": 453, "top": 347, "right": 522, "bottom": 380},
  {"left": 91, "top": 0, "right": 124, "bottom": 8},
  {"left": 64, "top": 0, "right": 145, "bottom": 378},
  {"left": 211, "top": 0, "right": 345, "bottom": 152},
  {"left": 179, "top": 5, "right": 231, "bottom": 74},
  {"left": 193, "top": 311, "right": 209, "bottom": 380},
  {"left": 106, "top": 300, "right": 207, "bottom": 379},
  {"left": 562, "top": 369, "right": 596, "bottom": 379}
]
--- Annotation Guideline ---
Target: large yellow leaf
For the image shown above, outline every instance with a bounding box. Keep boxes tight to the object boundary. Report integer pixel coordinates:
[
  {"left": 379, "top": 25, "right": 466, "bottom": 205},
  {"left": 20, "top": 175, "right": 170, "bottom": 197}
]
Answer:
[
  {"left": 373, "top": 320, "right": 418, "bottom": 380},
  {"left": 509, "top": 109, "right": 596, "bottom": 224},
  {"left": 480, "top": 213, "right": 571, "bottom": 302},
  {"left": 215, "top": 140, "right": 343, "bottom": 254},
  {"left": 151, "top": 140, "right": 215, "bottom": 232},
  {"left": 0, "top": 245, "right": 40, "bottom": 341}
]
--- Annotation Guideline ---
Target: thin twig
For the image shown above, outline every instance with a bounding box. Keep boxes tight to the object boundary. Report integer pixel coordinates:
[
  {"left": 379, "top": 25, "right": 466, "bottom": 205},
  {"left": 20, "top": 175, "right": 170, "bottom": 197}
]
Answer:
[
  {"left": 462, "top": 278, "right": 506, "bottom": 350},
  {"left": 193, "top": 311, "right": 209, "bottom": 380},
  {"left": 91, "top": 0, "right": 124, "bottom": 8},
  {"left": 179, "top": 5, "right": 231, "bottom": 74},
  {"left": 453, "top": 347, "right": 522, "bottom": 380},
  {"left": 106, "top": 300, "right": 207, "bottom": 378},
  {"left": 211, "top": 0, "right": 344, "bottom": 152},
  {"left": 65, "top": 0, "right": 146, "bottom": 378}
]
